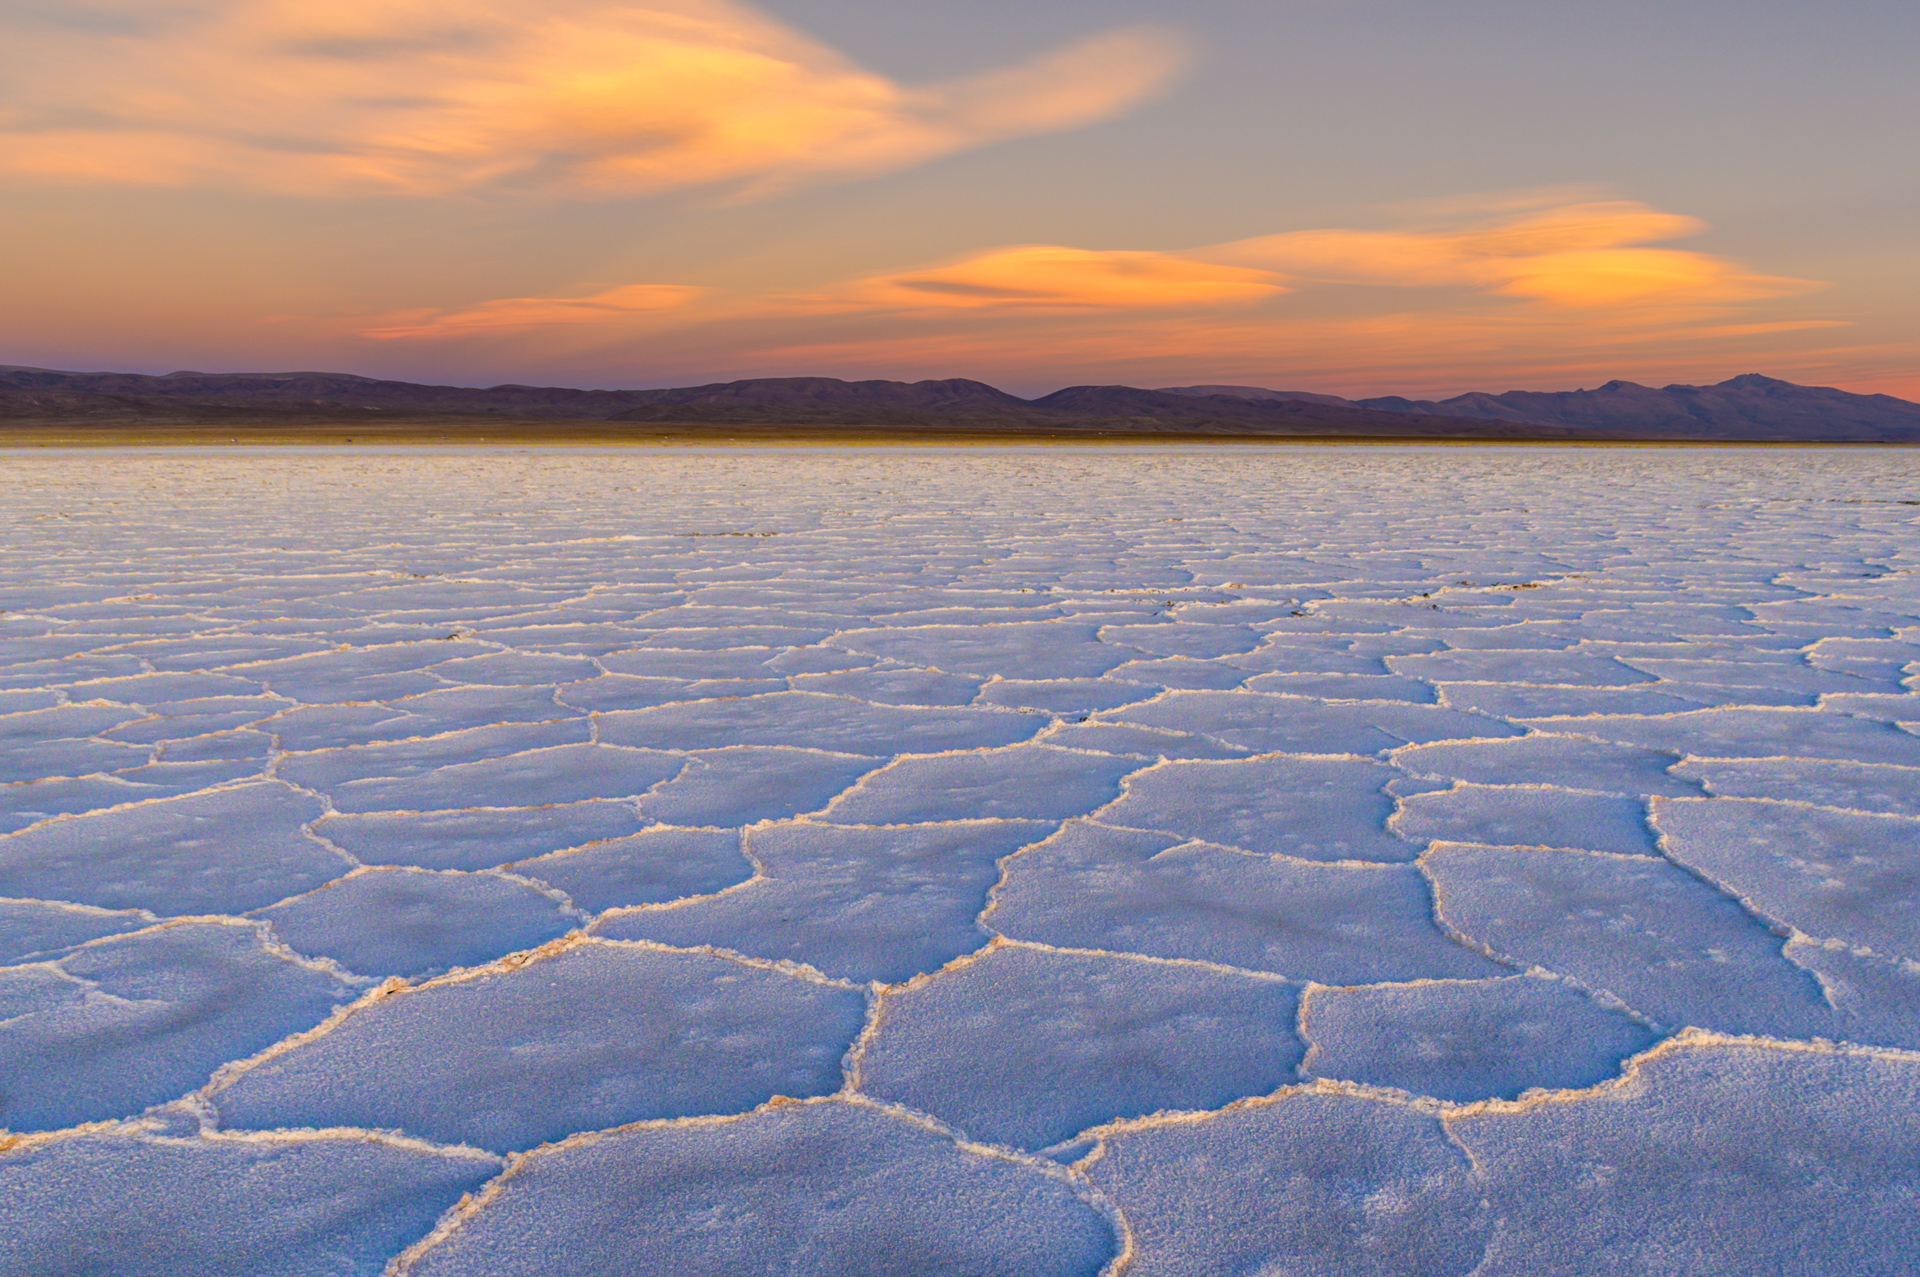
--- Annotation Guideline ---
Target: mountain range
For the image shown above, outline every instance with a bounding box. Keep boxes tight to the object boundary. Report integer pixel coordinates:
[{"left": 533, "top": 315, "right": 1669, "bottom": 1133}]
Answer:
[
  {"left": 1158, "top": 375, "right": 1920, "bottom": 441},
  {"left": 3, "top": 366, "right": 1916, "bottom": 441}
]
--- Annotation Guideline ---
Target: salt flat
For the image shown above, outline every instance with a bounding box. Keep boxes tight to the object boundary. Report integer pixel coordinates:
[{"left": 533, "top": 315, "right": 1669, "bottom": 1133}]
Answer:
[{"left": 2, "top": 445, "right": 1918, "bottom": 1274}]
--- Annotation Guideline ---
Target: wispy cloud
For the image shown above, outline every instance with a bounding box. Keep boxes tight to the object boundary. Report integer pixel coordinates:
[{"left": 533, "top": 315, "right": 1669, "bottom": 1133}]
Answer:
[
  {"left": 482, "top": 197, "right": 1842, "bottom": 391},
  {"left": 1198, "top": 200, "right": 1817, "bottom": 309},
  {"left": 763, "top": 198, "right": 1815, "bottom": 323},
  {"left": 789, "top": 245, "right": 1287, "bottom": 313},
  {"left": 360, "top": 284, "right": 705, "bottom": 339},
  {"left": 0, "top": 1, "right": 1188, "bottom": 198},
  {"left": 334, "top": 195, "right": 1841, "bottom": 392},
  {"left": 719, "top": 307, "right": 1854, "bottom": 399}
]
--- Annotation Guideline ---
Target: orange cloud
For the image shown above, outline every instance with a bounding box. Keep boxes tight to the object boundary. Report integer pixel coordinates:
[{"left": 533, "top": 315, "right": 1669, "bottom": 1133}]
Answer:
[
  {"left": 750, "top": 200, "right": 1814, "bottom": 324},
  {"left": 727, "top": 307, "right": 1857, "bottom": 399},
  {"left": 361, "top": 284, "right": 705, "bottom": 339},
  {"left": 798, "top": 245, "right": 1287, "bottom": 313},
  {"left": 332, "top": 195, "right": 1841, "bottom": 393},
  {"left": 1202, "top": 201, "right": 1818, "bottom": 309},
  {"left": 0, "top": 1, "right": 1187, "bottom": 198}
]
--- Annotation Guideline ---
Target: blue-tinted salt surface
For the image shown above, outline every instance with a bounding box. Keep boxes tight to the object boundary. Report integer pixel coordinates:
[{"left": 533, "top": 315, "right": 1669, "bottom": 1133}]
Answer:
[{"left": 4, "top": 445, "right": 1919, "bottom": 1274}]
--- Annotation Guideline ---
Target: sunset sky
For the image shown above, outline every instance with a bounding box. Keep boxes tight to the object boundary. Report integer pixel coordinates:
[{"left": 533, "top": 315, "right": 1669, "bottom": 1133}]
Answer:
[{"left": 5, "top": 0, "right": 1916, "bottom": 397}]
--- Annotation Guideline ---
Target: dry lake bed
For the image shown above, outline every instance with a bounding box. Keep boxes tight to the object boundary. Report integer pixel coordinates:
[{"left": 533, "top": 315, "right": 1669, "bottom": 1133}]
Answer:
[{"left": 3, "top": 445, "right": 1919, "bottom": 1275}]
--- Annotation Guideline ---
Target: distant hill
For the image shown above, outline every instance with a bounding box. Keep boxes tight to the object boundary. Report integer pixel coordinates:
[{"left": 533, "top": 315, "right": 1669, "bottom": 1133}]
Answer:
[
  {"left": 1161, "top": 375, "right": 1920, "bottom": 442},
  {"left": 0, "top": 366, "right": 649, "bottom": 421},
  {"left": 605, "top": 377, "right": 1038, "bottom": 425},
  {"left": 602, "top": 378, "right": 1620, "bottom": 437},
  {"left": 604, "top": 378, "right": 1568, "bottom": 437},
  {"left": 1156, "top": 385, "right": 1358, "bottom": 408},
  {"left": 4, "top": 366, "right": 1916, "bottom": 441},
  {"left": 0, "top": 367, "right": 1577, "bottom": 438}
]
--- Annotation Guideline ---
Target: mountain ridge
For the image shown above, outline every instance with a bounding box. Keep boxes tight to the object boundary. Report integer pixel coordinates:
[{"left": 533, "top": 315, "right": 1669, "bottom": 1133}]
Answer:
[
  {"left": 3, "top": 366, "right": 1916, "bottom": 441},
  {"left": 1157, "top": 375, "right": 1920, "bottom": 441}
]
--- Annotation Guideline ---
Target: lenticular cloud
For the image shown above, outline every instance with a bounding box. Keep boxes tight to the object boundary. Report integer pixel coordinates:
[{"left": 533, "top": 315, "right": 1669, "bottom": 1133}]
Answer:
[{"left": 0, "top": 0, "right": 1187, "bottom": 198}]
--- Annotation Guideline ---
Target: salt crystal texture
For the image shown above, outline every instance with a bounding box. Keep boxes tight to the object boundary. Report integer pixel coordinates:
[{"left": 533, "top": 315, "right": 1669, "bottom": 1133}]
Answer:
[
  {"left": 405, "top": 1099, "right": 1116, "bottom": 1277},
  {"left": 0, "top": 1128, "right": 500, "bottom": 1277},
  {"left": 860, "top": 944, "right": 1302, "bottom": 1149},
  {"left": 211, "top": 941, "right": 865, "bottom": 1150},
  {"left": 5, "top": 445, "right": 1920, "bottom": 1271}
]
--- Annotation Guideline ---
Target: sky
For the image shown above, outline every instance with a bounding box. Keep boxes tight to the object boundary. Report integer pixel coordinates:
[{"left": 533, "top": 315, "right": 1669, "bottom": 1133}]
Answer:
[{"left": 3, "top": 0, "right": 1917, "bottom": 398}]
